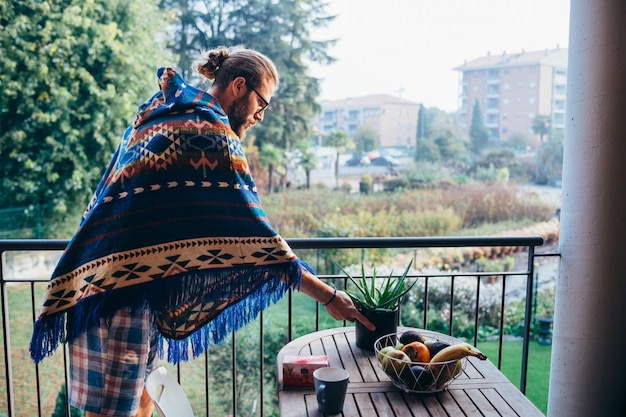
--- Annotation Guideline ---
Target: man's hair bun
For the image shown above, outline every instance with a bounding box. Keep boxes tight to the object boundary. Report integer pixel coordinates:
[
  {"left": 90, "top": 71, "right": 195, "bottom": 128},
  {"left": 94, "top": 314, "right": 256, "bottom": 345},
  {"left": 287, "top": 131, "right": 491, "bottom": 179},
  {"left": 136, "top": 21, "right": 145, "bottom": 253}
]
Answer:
[{"left": 195, "top": 47, "right": 230, "bottom": 80}]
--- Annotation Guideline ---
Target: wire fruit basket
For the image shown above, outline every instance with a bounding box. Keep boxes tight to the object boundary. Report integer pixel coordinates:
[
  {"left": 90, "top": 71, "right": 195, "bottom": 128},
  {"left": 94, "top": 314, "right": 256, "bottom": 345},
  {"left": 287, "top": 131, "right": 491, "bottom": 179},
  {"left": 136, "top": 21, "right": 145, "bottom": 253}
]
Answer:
[{"left": 374, "top": 331, "right": 467, "bottom": 393}]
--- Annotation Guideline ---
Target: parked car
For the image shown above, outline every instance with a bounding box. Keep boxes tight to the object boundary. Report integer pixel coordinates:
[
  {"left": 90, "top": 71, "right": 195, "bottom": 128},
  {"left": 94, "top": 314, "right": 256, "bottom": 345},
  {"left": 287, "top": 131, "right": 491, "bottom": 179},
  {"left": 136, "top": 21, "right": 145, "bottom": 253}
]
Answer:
[
  {"left": 345, "top": 155, "right": 370, "bottom": 166},
  {"left": 369, "top": 156, "right": 399, "bottom": 167}
]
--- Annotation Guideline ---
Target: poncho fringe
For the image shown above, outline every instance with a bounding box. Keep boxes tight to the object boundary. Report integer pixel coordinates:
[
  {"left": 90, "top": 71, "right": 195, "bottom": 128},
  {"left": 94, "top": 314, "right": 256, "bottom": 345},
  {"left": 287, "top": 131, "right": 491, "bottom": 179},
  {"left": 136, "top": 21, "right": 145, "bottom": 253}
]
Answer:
[{"left": 31, "top": 261, "right": 305, "bottom": 364}]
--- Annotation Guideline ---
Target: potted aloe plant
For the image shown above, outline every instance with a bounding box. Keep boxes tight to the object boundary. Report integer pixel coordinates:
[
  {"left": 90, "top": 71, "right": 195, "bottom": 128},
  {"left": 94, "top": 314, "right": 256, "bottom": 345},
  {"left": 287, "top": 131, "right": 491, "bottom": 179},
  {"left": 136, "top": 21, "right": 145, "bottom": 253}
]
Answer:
[{"left": 338, "top": 259, "right": 416, "bottom": 351}]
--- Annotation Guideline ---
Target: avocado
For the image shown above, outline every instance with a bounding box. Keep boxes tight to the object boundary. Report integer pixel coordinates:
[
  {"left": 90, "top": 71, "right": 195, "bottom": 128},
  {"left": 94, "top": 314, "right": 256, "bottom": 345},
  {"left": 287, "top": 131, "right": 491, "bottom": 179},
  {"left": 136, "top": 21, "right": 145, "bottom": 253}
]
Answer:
[
  {"left": 427, "top": 340, "right": 450, "bottom": 357},
  {"left": 406, "top": 365, "right": 434, "bottom": 391},
  {"left": 399, "top": 330, "right": 425, "bottom": 345}
]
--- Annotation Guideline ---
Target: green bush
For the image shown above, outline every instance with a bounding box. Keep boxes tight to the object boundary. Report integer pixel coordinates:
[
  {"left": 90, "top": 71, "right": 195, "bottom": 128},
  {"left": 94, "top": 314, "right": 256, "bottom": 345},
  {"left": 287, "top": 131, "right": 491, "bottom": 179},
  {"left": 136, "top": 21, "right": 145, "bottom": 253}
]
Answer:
[
  {"left": 382, "top": 177, "right": 409, "bottom": 191},
  {"left": 50, "top": 384, "right": 84, "bottom": 417},
  {"left": 401, "top": 279, "right": 556, "bottom": 342}
]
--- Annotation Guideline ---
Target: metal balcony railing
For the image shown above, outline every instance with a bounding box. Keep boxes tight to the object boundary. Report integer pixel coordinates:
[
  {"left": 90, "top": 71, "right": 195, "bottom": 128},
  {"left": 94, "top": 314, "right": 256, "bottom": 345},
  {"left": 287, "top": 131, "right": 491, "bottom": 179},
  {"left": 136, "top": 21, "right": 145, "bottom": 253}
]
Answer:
[{"left": 0, "top": 236, "right": 556, "bottom": 417}]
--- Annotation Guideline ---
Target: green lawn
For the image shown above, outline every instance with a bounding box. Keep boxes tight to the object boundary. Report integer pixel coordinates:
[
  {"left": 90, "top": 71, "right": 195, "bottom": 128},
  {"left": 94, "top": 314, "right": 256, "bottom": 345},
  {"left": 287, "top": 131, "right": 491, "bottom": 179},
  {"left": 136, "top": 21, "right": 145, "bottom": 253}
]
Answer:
[{"left": 477, "top": 339, "right": 552, "bottom": 414}]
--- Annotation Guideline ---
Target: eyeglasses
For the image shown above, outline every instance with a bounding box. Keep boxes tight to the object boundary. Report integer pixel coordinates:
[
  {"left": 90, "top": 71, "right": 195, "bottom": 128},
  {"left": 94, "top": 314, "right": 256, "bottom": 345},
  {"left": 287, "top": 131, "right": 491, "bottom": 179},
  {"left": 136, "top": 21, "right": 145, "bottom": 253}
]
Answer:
[{"left": 246, "top": 82, "right": 270, "bottom": 113}]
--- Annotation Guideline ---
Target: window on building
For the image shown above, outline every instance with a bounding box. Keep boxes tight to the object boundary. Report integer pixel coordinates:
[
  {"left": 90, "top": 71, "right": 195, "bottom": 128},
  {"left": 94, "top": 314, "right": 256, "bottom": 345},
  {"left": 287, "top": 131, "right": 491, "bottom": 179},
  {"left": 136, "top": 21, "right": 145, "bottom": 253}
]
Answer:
[
  {"left": 487, "top": 97, "right": 499, "bottom": 109},
  {"left": 473, "top": 85, "right": 478, "bottom": 92},
  {"left": 554, "top": 113, "right": 565, "bottom": 124},
  {"left": 529, "top": 81, "right": 536, "bottom": 88},
  {"left": 529, "top": 97, "right": 535, "bottom": 104},
  {"left": 503, "top": 82, "right": 510, "bottom": 90},
  {"left": 502, "top": 127, "right": 508, "bottom": 135},
  {"left": 322, "top": 111, "right": 335, "bottom": 120},
  {"left": 503, "top": 98, "right": 509, "bottom": 105}
]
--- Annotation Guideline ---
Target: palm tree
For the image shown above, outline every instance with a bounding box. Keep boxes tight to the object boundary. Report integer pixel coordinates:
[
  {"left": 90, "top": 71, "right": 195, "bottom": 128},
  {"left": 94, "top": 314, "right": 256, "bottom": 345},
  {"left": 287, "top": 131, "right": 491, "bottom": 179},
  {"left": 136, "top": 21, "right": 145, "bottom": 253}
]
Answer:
[
  {"left": 532, "top": 114, "right": 552, "bottom": 144},
  {"left": 325, "top": 131, "right": 354, "bottom": 188},
  {"left": 294, "top": 140, "right": 318, "bottom": 189},
  {"left": 258, "top": 143, "right": 286, "bottom": 194}
]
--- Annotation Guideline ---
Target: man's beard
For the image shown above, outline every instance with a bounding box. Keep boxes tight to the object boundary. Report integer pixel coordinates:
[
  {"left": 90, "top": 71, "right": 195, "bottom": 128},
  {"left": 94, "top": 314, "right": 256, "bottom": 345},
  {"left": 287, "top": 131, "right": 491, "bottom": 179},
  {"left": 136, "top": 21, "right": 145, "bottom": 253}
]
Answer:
[{"left": 227, "top": 97, "right": 250, "bottom": 139}]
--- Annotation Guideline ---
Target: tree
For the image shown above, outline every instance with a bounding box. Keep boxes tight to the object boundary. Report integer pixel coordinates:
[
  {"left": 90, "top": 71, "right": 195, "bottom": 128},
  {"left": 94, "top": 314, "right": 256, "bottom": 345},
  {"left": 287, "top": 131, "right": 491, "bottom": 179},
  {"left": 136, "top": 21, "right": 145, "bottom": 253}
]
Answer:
[
  {"left": 469, "top": 99, "right": 489, "bottom": 153},
  {"left": 508, "top": 132, "right": 529, "bottom": 150},
  {"left": 352, "top": 125, "right": 378, "bottom": 154},
  {"left": 535, "top": 132, "right": 564, "bottom": 185},
  {"left": 258, "top": 142, "right": 287, "bottom": 193},
  {"left": 1, "top": 0, "right": 172, "bottom": 236},
  {"left": 413, "top": 107, "right": 467, "bottom": 163},
  {"left": 415, "top": 104, "right": 427, "bottom": 160},
  {"left": 429, "top": 111, "right": 467, "bottom": 162},
  {"left": 160, "top": 0, "right": 336, "bottom": 151},
  {"left": 325, "top": 130, "right": 354, "bottom": 188},
  {"left": 293, "top": 140, "right": 318, "bottom": 189},
  {"left": 532, "top": 114, "right": 552, "bottom": 144}
]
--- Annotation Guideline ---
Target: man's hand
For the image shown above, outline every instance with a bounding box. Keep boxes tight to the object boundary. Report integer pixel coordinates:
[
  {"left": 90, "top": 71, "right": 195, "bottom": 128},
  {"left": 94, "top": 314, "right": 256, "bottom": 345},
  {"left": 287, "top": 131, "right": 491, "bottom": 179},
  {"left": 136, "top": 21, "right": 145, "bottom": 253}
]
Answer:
[
  {"left": 324, "top": 290, "right": 376, "bottom": 331},
  {"left": 298, "top": 268, "right": 375, "bottom": 331}
]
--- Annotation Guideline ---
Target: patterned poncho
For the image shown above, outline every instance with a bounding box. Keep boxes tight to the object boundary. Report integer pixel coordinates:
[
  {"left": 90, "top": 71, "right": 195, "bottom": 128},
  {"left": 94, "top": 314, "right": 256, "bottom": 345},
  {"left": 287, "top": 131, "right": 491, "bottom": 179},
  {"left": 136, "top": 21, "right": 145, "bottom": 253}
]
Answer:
[{"left": 30, "top": 67, "right": 306, "bottom": 364}]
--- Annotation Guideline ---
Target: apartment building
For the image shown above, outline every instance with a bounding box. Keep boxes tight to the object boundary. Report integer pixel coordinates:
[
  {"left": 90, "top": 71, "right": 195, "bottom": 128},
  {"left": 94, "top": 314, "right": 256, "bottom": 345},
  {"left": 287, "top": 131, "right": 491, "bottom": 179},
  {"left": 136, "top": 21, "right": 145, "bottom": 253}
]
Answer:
[
  {"left": 316, "top": 95, "right": 420, "bottom": 148},
  {"left": 455, "top": 47, "right": 568, "bottom": 148}
]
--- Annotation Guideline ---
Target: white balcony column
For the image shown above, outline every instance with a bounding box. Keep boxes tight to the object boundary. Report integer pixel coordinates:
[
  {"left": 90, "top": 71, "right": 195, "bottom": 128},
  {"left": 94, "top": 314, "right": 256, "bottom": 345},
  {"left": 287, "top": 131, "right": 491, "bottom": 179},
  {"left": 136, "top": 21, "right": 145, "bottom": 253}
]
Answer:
[{"left": 550, "top": 1, "right": 626, "bottom": 416}]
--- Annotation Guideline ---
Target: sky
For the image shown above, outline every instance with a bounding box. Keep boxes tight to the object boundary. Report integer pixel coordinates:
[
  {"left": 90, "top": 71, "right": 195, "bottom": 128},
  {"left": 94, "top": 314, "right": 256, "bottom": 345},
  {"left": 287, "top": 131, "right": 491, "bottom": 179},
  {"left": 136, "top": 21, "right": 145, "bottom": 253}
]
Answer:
[{"left": 309, "top": 0, "right": 571, "bottom": 112}]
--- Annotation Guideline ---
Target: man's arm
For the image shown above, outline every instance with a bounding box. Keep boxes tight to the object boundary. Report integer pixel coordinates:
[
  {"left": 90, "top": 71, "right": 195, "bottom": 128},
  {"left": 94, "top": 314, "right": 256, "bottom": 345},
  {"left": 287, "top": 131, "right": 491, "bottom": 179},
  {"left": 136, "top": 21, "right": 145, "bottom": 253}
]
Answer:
[{"left": 298, "top": 268, "right": 376, "bottom": 331}]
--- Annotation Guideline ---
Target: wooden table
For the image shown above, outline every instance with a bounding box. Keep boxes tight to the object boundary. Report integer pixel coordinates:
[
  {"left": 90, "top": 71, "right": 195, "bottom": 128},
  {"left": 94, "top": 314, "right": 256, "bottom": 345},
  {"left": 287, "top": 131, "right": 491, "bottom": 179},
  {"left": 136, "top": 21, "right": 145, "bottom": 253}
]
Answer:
[{"left": 276, "top": 327, "right": 544, "bottom": 416}]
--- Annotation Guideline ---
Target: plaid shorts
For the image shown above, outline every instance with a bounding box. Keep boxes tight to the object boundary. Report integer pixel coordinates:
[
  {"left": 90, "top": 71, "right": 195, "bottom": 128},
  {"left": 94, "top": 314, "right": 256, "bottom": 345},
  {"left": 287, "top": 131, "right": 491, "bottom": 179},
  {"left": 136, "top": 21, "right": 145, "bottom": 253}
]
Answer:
[{"left": 68, "top": 306, "right": 158, "bottom": 416}]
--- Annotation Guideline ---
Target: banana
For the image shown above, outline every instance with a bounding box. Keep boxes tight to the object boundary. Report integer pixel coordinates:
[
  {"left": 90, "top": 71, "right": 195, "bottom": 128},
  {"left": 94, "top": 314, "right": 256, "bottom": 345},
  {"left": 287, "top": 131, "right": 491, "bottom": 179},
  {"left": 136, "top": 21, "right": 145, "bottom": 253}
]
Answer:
[
  {"left": 427, "top": 342, "right": 487, "bottom": 389},
  {"left": 429, "top": 342, "right": 487, "bottom": 363}
]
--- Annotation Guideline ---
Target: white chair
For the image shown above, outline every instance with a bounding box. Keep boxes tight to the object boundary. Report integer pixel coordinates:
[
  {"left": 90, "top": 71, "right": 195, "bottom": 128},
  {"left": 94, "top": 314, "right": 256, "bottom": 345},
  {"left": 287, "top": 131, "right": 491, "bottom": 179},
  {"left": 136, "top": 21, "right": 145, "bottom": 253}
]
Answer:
[{"left": 145, "top": 366, "right": 195, "bottom": 417}]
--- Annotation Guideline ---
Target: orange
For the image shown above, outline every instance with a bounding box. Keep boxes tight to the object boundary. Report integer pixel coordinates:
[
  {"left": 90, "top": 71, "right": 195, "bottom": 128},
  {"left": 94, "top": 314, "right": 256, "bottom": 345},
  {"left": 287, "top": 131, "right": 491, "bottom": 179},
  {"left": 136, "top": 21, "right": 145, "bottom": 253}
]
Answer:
[{"left": 402, "top": 341, "right": 431, "bottom": 363}]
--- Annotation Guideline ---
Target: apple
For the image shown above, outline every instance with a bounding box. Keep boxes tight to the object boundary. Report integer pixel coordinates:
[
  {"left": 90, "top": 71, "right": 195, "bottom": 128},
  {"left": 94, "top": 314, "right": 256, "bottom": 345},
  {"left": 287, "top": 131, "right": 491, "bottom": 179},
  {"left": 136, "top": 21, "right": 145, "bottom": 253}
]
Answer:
[
  {"left": 377, "top": 346, "right": 395, "bottom": 362},
  {"left": 381, "top": 349, "right": 411, "bottom": 378}
]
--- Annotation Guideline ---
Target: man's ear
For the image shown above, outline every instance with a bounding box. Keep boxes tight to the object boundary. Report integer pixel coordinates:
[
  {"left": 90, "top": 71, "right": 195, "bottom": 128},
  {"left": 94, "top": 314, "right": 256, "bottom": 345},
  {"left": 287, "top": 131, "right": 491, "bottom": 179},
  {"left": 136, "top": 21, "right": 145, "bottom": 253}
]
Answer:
[{"left": 231, "top": 76, "right": 247, "bottom": 99}]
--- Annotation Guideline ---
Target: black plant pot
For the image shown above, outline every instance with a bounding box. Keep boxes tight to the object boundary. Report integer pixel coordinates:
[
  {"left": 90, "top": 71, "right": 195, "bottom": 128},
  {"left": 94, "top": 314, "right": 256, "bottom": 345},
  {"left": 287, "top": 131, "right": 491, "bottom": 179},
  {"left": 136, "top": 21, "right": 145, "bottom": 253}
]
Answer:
[{"left": 355, "top": 308, "right": 399, "bottom": 351}]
